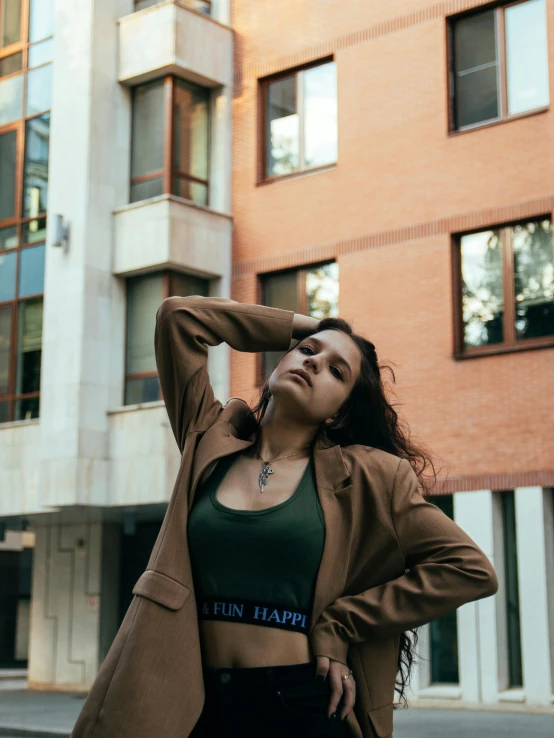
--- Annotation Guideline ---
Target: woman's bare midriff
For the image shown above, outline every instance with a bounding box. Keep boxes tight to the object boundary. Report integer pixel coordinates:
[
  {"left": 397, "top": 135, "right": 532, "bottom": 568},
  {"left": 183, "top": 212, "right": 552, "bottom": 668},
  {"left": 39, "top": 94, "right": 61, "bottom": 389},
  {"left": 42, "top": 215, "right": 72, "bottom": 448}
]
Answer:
[{"left": 199, "top": 620, "right": 315, "bottom": 668}]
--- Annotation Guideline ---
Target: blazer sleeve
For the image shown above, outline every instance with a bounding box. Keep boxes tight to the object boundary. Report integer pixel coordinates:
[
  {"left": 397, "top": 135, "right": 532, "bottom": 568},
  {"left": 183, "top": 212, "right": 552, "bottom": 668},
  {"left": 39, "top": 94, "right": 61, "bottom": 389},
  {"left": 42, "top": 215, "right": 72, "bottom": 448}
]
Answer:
[
  {"left": 310, "top": 458, "right": 499, "bottom": 664},
  {"left": 154, "top": 295, "right": 295, "bottom": 451}
]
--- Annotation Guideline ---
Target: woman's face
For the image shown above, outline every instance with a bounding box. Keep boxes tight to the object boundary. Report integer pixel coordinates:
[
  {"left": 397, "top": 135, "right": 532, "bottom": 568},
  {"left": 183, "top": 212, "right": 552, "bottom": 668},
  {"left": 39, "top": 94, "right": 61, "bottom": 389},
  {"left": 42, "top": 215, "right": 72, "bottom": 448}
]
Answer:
[{"left": 268, "top": 329, "right": 363, "bottom": 426}]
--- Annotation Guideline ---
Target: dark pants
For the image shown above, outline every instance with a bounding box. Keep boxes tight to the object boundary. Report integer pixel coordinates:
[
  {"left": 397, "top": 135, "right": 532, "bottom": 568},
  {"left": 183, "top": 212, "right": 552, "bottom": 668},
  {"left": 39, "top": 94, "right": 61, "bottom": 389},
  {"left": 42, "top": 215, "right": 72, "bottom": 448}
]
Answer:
[{"left": 189, "top": 661, "right": 351, "bottom": 738}]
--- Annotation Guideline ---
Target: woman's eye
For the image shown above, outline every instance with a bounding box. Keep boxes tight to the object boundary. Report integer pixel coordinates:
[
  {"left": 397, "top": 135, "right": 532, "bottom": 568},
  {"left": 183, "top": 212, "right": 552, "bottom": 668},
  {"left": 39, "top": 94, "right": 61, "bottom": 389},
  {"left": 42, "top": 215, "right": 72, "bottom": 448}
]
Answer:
[
  {"left": 300, "top": 346, "right": 313, "bottom": 355},
  {"left": 331, "top": 367, "right": 343, "bottom": 380}
]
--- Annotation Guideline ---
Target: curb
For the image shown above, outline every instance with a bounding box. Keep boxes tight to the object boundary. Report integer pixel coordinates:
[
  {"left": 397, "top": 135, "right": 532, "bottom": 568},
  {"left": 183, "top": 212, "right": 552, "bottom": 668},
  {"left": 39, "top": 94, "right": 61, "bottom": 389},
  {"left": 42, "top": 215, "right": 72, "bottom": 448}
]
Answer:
[{"left": 0, "top": 728, "right": 69, "bottom": 738}]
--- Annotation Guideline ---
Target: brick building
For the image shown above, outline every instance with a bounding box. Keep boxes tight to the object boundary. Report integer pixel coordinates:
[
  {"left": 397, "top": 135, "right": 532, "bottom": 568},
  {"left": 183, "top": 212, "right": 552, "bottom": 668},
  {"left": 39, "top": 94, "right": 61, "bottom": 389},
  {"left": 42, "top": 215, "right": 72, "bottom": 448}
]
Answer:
[{"left": 0, "top": 0, "right": 552, "bottom": 710}]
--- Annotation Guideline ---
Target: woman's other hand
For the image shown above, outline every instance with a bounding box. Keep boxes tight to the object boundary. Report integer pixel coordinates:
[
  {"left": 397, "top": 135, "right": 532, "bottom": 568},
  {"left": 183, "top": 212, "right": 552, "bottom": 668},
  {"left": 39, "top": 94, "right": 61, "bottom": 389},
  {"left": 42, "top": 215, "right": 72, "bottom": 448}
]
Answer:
[{"left": 315, "top": 655, "right": 356, "bottom": 720}]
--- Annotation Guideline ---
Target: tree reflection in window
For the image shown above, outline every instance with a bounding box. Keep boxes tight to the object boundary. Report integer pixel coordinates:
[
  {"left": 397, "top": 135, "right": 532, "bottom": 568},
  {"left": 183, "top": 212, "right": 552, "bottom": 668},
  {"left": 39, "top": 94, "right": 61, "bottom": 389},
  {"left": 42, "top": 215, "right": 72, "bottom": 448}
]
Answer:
[
  {"left": 513, "top": 219, "right": 553, "bottom": 339},
  {"left": 461, "top": 229, "right": 504, "bottom": 348},
  {"left": 306, "top": 263, "right": 339, "bottom": 320}
]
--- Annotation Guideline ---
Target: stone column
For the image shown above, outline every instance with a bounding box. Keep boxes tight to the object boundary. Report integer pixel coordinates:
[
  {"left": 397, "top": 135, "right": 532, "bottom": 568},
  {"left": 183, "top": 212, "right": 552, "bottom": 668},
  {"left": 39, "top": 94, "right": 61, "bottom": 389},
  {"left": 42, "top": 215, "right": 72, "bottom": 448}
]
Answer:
[
  {"left": 514, "top": 486, "right": 554, "bottom": 704},
  {"left": 454, "top": 490, "right": 506, "bottom": 703}
]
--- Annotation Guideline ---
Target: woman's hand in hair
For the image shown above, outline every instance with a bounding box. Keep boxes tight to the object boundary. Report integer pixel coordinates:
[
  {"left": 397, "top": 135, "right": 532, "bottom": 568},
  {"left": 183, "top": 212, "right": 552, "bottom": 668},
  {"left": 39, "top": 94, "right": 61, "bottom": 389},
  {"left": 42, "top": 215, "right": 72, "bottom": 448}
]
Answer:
[
  {"left": 314, "top": 655, "right": 356, "bottom": 721},
  {"left": 292, "top": 313, "right": 320, "bottom": 340}
]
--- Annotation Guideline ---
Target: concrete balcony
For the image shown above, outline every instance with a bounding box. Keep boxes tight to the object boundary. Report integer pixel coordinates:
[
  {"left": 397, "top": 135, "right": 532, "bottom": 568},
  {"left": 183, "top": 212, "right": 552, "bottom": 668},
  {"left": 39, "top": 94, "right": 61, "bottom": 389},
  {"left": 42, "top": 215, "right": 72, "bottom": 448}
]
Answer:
[
  {"left": 118, "top": 0, "right": 233, "bottom": 88},
  {"left": 107, "top": 403, "right": 180, "bottom": 506},
  {"left": 112, "top": 194, "right": 232, "bottom": 278}
]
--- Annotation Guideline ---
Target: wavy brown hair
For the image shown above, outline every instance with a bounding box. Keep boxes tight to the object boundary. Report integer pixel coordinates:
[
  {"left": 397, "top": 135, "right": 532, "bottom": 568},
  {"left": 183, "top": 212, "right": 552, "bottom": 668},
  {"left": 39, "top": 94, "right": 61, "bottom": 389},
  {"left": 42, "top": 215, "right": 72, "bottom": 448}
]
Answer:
[{"left": 250, "top": 316, "right": 440, "bottom": 705}]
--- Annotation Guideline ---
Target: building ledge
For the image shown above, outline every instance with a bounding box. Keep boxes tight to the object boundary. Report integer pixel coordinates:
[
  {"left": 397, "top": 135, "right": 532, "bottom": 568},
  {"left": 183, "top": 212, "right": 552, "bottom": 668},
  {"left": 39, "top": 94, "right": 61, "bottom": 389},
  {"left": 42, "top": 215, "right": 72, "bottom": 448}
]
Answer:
[
  {"left": 113, "top": 195, "right": 232, "bottom": 278},
  {"left": 118, "top": 0, "right": 233, "bottom": 88}
]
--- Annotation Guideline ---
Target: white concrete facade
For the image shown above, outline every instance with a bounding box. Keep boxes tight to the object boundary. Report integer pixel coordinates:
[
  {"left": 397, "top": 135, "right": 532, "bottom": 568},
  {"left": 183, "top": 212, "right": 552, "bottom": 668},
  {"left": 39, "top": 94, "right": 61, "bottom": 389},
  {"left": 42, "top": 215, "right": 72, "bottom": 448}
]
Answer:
[
  {"left": 0, "top": 0, "right": 233, "bottom": 690},
  {"left": 409, "top": 488, "right": 554, "bottom": 708}
]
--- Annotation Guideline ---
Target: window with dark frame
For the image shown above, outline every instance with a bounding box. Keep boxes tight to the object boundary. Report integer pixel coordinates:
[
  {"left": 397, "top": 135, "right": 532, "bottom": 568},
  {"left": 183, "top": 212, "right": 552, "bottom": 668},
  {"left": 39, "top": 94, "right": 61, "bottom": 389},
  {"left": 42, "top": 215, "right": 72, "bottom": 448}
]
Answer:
[
  {"left": 259, "top": 262, "right": 339, "bottom": 382},
  {"left": 453, "top": 217, "right": 554, "bottom": 357},
  {"left": 133, "top": 0, "right": 211, "bottom": 16},
  {"left": 130, "top": 76, "right": 210, "bottom": 207},
  {"left": 0, "top": 0, "right": 53, "bottom": 424},
  {"left": 500, "top": 490, "right": 523, "bottom": 688},
  {"left": 428, "top": 495, "right": 460, "bottom": 685},
  {"left": 124, "top": 271, "right": 210, "bottom": 406},
  {"left": 261, "top": 60, "right": 337, "bottom": 180},
  {"left": 449, "top": 0, "right": 549, "bottom": 131}
]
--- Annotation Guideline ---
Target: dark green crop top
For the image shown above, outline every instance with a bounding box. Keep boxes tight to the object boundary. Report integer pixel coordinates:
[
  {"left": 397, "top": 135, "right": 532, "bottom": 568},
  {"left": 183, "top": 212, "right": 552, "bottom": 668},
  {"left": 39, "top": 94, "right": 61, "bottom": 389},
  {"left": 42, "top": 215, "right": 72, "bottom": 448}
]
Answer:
[{"left": 187, "top": 451, "right": 325, "bottom": 634}]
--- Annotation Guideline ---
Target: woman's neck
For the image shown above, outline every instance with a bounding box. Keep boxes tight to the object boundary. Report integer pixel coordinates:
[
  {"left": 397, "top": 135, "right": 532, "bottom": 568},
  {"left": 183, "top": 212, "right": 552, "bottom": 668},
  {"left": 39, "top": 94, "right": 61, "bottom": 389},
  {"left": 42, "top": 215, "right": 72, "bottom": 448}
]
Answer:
[{"left": 254, "top": 402, "right": 317, "bottom": 461}]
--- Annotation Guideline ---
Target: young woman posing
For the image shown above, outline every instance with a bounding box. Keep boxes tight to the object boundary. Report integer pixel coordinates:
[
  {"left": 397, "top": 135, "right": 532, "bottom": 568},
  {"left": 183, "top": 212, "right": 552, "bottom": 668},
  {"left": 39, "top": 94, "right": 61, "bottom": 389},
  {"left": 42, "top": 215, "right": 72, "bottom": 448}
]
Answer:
[{"left": 71, "top": 295, "right": 498, "bottom": 738}]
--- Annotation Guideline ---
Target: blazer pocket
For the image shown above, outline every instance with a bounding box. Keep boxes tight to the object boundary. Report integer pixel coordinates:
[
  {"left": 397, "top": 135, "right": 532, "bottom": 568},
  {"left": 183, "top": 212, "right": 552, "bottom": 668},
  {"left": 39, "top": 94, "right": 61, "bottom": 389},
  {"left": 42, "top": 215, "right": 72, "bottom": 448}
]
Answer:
[
  {"left": 132, "top": 570, "right": 192, "bottom": 610},
  {"left": 366, "top": 703, "right": 393, "bottom": 738}
]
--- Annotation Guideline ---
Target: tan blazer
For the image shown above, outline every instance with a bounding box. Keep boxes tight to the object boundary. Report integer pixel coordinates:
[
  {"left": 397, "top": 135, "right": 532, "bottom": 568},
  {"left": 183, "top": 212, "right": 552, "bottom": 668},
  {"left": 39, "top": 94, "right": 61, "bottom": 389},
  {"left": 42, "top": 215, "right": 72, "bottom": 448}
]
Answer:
[{"left": 71, "top": 295, "right": 498, "bottom": 738}]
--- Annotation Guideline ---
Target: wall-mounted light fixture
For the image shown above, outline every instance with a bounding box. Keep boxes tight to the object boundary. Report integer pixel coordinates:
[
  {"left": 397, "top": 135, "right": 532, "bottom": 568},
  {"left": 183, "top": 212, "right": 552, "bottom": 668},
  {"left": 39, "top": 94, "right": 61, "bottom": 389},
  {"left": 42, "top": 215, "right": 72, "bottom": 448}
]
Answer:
[{"left": 52, "top": 214, "right": 70, "bottom": 251}]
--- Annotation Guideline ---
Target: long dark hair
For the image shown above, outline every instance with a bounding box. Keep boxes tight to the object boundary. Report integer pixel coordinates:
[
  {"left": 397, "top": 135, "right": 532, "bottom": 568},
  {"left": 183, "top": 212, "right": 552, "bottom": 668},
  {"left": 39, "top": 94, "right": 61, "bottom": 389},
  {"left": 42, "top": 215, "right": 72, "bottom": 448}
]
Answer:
[{"left": 250, "top": 316, "right": 439, "bottom": 705}]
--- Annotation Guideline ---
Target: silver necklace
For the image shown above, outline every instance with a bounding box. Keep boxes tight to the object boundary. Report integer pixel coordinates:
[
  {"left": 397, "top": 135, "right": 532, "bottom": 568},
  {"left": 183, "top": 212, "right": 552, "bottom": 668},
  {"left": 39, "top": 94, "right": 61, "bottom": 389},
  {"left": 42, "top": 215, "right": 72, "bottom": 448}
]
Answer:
[{"left": 257, "top": 449, "right": 307, "bottom": 493}]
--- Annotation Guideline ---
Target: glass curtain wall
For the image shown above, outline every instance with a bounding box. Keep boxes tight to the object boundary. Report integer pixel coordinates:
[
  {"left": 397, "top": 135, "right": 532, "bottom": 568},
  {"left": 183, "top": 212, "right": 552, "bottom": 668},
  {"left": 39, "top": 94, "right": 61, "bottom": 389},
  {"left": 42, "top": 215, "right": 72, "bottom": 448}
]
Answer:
[{"left": 0, "top": 0, "right": 53, "bottom": 422}]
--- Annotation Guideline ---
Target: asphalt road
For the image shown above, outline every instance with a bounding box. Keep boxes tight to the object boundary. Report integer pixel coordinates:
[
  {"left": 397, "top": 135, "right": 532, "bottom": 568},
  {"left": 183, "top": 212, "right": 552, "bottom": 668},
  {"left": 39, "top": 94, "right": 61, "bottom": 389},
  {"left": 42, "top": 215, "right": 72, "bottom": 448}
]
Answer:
[{"left": 393, "top": 707, "right": 553, "bottom": 737}]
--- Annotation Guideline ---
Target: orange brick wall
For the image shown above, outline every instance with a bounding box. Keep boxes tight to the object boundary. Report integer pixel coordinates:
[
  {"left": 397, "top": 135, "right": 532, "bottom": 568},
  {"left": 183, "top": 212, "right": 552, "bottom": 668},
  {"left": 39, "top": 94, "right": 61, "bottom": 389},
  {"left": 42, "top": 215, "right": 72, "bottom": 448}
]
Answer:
[{"left": 230, "top": 0, "right": 554, "bottom": 491}]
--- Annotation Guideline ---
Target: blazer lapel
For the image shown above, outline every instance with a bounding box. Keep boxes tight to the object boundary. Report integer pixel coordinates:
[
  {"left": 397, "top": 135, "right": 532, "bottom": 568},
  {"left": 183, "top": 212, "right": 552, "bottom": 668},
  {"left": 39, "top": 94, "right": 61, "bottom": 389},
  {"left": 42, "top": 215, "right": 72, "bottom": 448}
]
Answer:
[
  {"left": 188, "top": 401, "right": 258, "bottom": 508},
  {"left": 309, "top": 431, "right": 354, "bottom": 633}
]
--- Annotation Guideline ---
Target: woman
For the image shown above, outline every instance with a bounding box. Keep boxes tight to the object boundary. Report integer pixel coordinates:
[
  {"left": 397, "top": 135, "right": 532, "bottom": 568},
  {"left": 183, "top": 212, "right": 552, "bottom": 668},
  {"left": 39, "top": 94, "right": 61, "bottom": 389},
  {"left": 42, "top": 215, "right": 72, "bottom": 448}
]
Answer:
[{"left": 71, "top": 295, "right": 498, "bottom": 738}]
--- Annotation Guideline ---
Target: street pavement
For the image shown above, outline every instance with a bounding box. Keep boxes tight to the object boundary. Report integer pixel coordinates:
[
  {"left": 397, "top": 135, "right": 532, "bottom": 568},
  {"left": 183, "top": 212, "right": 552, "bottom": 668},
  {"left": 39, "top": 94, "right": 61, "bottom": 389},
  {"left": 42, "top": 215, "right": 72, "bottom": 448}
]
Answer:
[
  {"left": 0, "top": 684, "right": 552, "bottom": 737},
  {"left": 393, "top": 705, "right": 552, "bottom": 737}
]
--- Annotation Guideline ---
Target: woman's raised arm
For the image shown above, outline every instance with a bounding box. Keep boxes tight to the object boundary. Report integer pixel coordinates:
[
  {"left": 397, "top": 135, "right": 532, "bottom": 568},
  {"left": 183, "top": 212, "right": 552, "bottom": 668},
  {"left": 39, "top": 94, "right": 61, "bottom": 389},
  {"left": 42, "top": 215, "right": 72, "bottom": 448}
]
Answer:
[{"left": 154, "top": 295, "right": 295, "bottom": 452}]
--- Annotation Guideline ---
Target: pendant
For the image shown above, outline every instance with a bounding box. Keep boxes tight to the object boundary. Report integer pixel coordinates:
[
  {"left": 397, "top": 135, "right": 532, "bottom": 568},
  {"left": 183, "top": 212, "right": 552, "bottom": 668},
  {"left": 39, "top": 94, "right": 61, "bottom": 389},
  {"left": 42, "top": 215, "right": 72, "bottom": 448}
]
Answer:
[{"left": 258, "top": 462, "right": 274, "bottom": 493}]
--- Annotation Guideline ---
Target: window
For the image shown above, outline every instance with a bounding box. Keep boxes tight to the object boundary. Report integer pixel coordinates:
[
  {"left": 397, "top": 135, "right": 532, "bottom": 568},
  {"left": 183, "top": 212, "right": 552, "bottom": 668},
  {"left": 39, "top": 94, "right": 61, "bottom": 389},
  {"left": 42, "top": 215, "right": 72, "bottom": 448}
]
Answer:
[
  {"left": 500, "top": 490, "right": 523, "bottom": 687},
  {"left": 453, "top": 217, "right": 554, "bottom": 356},
  {"left": 261, "top": 60, "right": 337, "bottom": 180},
  {"left": 134, "top": 0, "right": 211, "bottom": 15},
  {"left": 259, "top": 262, "right": 339, "bottom": 380},
  {"left": 124, "top": 271, "right": 209, "bottom": 405},
  {"left": 0, "top": 0, "right": 53, "bottom": 424},
  {"left": 130, "top": 76, "right": 210, "bottom": 207},
  {"left": 450, "top": 0, "right": 549, "bottom": 131},
  {"left": 429, "top": 495, "right": 460, "bottom": 684}
]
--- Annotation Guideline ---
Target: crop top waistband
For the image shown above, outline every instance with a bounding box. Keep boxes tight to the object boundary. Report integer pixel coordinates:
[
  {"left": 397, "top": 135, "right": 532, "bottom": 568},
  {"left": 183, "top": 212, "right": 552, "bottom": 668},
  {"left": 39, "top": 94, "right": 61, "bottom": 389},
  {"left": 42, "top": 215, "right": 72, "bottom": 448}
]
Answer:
[{"left": 197, "top": 596, "right": 310, "bottom": 634}]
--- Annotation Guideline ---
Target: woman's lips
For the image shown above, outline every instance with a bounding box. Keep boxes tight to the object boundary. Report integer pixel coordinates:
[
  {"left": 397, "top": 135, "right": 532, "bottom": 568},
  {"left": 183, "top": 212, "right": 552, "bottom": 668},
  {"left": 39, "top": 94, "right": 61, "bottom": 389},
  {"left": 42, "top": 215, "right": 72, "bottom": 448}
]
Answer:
[{"left": 289, "top": 371, "right": 310, "bottom": 386}]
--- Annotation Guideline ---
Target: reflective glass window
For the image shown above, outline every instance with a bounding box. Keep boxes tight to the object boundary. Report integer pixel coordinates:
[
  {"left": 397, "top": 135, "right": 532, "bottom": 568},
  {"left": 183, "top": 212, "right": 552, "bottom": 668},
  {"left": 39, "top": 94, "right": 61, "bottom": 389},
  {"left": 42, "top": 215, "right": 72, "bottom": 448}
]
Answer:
[
  {"left": 0, "top": 226, "right": 18, "bottom": 251},
  {"left": 29, "top": 0, "right": 54, "bottom": 43},
  {"left": 22, "top": 114, "right": 50, "bottom": 218},
  {"left": 172, "top": 79, "right": 209, "bottom": 205},
  {"left": 505, "top": 0, "right": 549, "bottom": 115},
  {"left": 303, "top": 63, "right": 337, "bottom": 169},
  {"left": 28, "top": 38, "right": 54, "bottom": 68},
  {"left": 26, "top": 63, "right": 52, "bottom": 116},
  {"left": 1, "top": 0, "right": 21, "bottom": 48},
  {"left": 19, "top": 243, "right": 45, "bottom": 297},
  {"left": 0, "top": 130, "right": 17, "bottom": 220},
  {"left": 0, "top": 72, "right": 23, "bottom": 125},
  {"left": 0, "top": 305, "right": 13, "bottom": 394},
  {"left": 0, "top": 249, "right": 17, "bottom": 302},
  {"left": 15, "top": 298, "right": 43, "bottom": 396},
  {"left": 267, "top": 75, "right": 299, "bottom": 176},
  {"left": 131, "top": 80, "right": 164, "bottom": 181},
  {"left": 266, "top": 61, "right": 337, "bottom": 178},
  {"left": 126, "top": 274, "right": 163, "bottom": 377},
  {"left": 0, "top": 51, "right": 22, "bottom": 77},
  {"left": 22, "top": 216, "right": 46, "bottom": 245},
  {"left": 460, "top": 230, "right": 504, "bottom": 348},
  {"left": 512, "top": 219, "right": 554, "bottom": 340}
]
